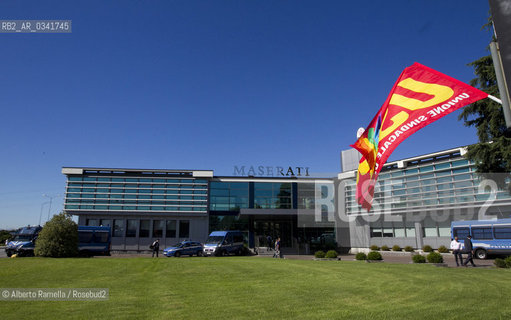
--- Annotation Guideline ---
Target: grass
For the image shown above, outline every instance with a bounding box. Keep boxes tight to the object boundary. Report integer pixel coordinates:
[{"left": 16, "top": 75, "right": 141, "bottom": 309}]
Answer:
[{"left": 1, "top": 257, "right": 511, "bottom": 319}]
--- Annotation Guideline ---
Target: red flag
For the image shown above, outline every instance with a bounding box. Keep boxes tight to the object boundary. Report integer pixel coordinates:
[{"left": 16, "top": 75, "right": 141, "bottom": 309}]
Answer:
[{"left": 351, "top": 63, "right": 488, "bottom": 211}]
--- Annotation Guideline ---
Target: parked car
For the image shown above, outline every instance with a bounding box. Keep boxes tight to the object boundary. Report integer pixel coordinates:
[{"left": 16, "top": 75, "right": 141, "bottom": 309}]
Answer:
[
  {"left": 163, "top": 241, "right": 203, "bottom": 257},
  {"left": 5, "top": 225, "right": 42, "bottom": 257},
  {"left": 203, "top": 231, "right": 245, "bottom": 256}
]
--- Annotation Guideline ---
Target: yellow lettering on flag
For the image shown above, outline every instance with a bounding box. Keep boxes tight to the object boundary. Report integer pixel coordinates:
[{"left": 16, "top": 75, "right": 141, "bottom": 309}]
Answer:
[
  {"left": 379, "top": 78, "right": 454, "bottom": 140},
  {"left": 389, "top": 78, "right": 454, "bottom": 111}
]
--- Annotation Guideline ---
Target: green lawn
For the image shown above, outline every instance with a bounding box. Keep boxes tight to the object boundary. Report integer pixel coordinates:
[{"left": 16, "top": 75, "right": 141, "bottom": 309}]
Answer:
[{"left": 0, "top": 257, "right": 510, "bottom": 319}]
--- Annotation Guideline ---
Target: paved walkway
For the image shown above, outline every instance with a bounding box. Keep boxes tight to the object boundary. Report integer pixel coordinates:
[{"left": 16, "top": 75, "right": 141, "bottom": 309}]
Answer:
[{"left": 279, "top": 253, "right": 496, "bottom": 268}]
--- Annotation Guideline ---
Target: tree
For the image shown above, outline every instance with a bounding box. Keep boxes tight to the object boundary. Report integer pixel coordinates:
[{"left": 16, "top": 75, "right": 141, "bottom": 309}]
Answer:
[
  {"left": 458, "top": 52, "right": 511, "bottom": 191},
  {"left": 0, "top": 230, "right": 12, "bottom": 244},
  {"left": 34, "top": 212, "right": 79, "bottom": 257}
]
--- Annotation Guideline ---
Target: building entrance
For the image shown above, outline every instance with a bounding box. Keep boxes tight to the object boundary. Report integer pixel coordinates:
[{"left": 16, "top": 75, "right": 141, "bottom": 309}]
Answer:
[{"left": 252, "top": 216, "right": 294, "bottom": 248}]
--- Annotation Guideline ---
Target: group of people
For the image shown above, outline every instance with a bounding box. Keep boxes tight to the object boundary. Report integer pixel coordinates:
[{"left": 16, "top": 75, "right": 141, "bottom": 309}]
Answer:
[{"left": 450, "top": 235, "right": 476, "bottom": 267}]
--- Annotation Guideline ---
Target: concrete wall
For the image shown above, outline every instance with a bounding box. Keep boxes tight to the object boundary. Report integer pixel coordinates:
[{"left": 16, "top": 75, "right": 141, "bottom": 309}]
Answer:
[{"left": 347, "top": 215, "right": 452, "bottom": 251}]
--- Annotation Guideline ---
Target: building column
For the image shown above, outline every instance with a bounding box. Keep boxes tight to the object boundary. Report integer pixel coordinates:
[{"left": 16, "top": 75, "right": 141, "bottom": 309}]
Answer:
[{"left": 415, "top": 221, "right": 423, "bottom": 249}]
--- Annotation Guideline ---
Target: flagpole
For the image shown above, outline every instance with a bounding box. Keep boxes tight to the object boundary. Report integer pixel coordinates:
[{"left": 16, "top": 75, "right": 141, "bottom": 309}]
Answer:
[
  {"left": 489, "top": 41, "right": 511, "bottom": 129},
  {"left": 488, "top": 94, "right": 503, "bottom": 105}
]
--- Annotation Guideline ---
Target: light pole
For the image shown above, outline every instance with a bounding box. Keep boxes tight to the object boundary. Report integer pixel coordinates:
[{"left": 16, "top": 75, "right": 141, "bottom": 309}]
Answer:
[
  {"left": 43, "top": 194, "right": 60, "bottom": 222},
  {"left": 39, "top": 201, "right": 49, "bottom": 226}
]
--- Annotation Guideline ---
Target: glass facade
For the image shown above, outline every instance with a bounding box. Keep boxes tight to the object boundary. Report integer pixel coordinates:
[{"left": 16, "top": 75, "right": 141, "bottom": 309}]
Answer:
[
  {"left": 344, "top": 153, "right": 511, "bottom": 215},
  {"left": 208, "top": 180, "right": 333, "bottom": 250},
  {"left": 254, "top": 182, "right": 292, "bottom": 209},
  {"left": 209, "top": 181, "right": 295, "bottom": 211},
  {"left": 166, "top": 220, "right": 177, "bottom": 238},
  {"left": 64, "top": 173, "right": 208, "bottom": 213},
  {"left": 209, "top": 182, "right": 249, "bottom": 211},
  {"left": 209, "top": 215, "right": 249, "bottom": 231}
]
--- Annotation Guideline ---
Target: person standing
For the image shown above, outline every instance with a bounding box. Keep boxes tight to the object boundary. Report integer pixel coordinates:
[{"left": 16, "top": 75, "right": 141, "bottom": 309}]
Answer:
[
  {"left": 462, "top": 235, "right": 476, "bottom": 267},
  {"left": 273, "top": 237, "right": 280, "bottom": 258},
  {"left": 266, "top": 235, "right": 273, "bottom": 251},
  {"left": 151, "top": 239, "right": 160, "bottom": 258},
  {"left": 450, "top": 236, "right": 463, "bottom": 267}
]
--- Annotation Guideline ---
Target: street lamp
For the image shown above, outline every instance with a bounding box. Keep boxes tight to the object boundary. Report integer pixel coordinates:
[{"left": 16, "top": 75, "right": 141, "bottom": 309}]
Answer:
[
  {"left": 43, "top": 194, "right": 60, "bottom": 222},
  {"left": 39, "top": 201, "right": 49, "bottom": 226}
]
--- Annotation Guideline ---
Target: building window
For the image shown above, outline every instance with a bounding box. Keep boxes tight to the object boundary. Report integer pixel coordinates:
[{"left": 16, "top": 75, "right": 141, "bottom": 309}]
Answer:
[
  {"left": 153, "top": 220, "right": 164, "bottom": 238},
  {"left": 423, "top": 227, "right": 438, "bottom": 237},
  {"left": 419, "top": 165, "right": 434, "bottom": 173},
  {"left": 383, "top": 227, "right": 393, "bottom": 237},
  {"left": 254, "top": 182, "right": 292, "bottom": 209},
  {"left": 438, "top": 227, "right": 451, "bottom": 237},
  {"left": 179, "top": 220, "right": 190, "bottom": 238},
  {"left": 405, "top": 168, "right": 418, "bottom": 175},
  {"left": 166, "top": 220, "right": 176, "bottom": 238},
  {"left": 435, "top": 162, "right": 451, "bottom": 170},
  {"left": 405, "top": 225, "right": 416, "bottom": 238},
  {"left": 370, "top": 227, "right": 382, "bottom": 238},
  {"left": 451, "top": 159, "right": 469, "bottom": 167},
  {"left": 113, "top": 219, "right": 124, "bottom": 237},
  {"left": 100, "top": 219, "right": 112, "bottom": 227},
  {"left": 86, "top": 219, "right": 99, "bottom": 226},
  {"left": 210, "top": 181, "right": 249, "bottom": 211},
  {"left": 126, "top": 219, "right": 138, "bottom": 237},
  {"left": 139, "top": 220, "right": 150, "bottom": 238},
  {"left": 394, "top": 226, "right": 405, "bottom": 237}
]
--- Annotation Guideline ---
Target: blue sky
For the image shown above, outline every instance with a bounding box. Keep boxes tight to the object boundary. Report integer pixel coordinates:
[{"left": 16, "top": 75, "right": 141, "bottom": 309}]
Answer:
[{"left": 0, "top": 0, "right": 492, "bottom": 229}]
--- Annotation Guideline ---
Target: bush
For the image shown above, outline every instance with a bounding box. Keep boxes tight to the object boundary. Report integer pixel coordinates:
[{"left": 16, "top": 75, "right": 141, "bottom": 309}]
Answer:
[
  {"left": 404, "top": 246, "right": 414, "bottom": 252},
  {"left": 367, "top": 251, "right": 383, "bottom": 260},
  {"left": 355, "top": 252, "right": 367, "bottom": 260},
  {"left": 392, "top": 245, "right": 401, "bottom": 251},
  {"left": 438, "top": 245, "right": 449, "bottom": 253},
  {"left": 323, "top": 242, "right": 338, "bottom": 251},
  {"left": 381, "top": 245, "right": 390, "bottom": 251},
  {"left": 505, "top": 256, "right": 511, "bottom": 268},
  {"left": 325, "top": 250, "right": 338, "bottom": 259},
  {"left": 370, "top": 245, "right": 379, "bottom": 251},
  {"left": 315, "top": 250, "right": 325, "bottom": 258},
  {"left": 34, "top": 213, "right": 78, "bottom": 258},
  {"left": 412, "top": 254, "right": 426, "bottom": 263},
  {"left": 426, "top": 252, "right": 444, "bottom": 264},
  {"left": 422, "top": 245, "right": 433, "bottom": 252},
  {"left": 495, "top": 258, "right": 508, "bottom": 268}
]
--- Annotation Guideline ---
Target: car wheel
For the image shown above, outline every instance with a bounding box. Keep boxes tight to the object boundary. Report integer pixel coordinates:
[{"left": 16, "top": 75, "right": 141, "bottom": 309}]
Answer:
[
  {"left": 236, "top": 249, "right": 242, "bottom": 256},
  {"left": 6, "top": 251, "right": 12, "bottom": 257},
  {"left": 197, "top": 250, "right": 203, "bottom": 257},
  {"left": 475, "top": 249, "right": 487, "bottom": 260},
  {"left": 174, "top": 251, "right": 181, "bottom": 258}
]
